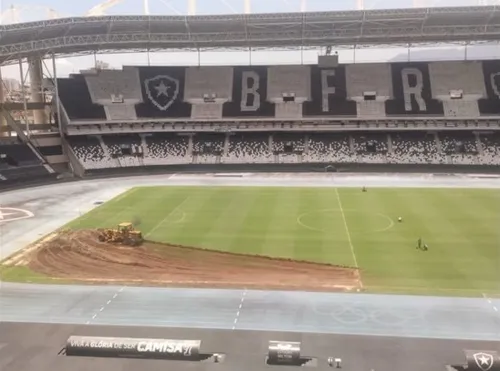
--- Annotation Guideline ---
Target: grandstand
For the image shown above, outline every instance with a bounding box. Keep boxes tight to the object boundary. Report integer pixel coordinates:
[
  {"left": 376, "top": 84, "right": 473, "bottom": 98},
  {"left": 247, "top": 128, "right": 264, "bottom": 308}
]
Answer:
[
  {"left": 56, "top": 60, "right": 500, "bottom": 172},
  {"left": 1, "top": 6, "right": 500, "bottom": 186},
  {"left": 0, "top": 137, "right": 56, "bottom": 185}
]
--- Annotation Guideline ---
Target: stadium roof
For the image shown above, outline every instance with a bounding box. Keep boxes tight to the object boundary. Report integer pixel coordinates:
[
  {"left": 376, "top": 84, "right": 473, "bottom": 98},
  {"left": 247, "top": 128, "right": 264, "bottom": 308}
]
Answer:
[{"left": 1, "top": 5, "right": 500, "bottom": 65}]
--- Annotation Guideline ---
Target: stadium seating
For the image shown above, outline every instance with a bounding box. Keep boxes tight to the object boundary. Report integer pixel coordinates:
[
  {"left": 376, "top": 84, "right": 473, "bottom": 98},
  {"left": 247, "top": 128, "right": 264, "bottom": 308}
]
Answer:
[
  {"left": 478, "top": 132, "right": 500, "bottom": 165},
  {"left": 185, "top": 67, "right": 233, "bottom": 120},
  {"left": 352, "top": 133, "right": 389, "bottom": 164},
  {"left": 0, "top": 140, "right": 52, "bottom": 184},
  {"left": 267, "top": 65, "right": 311, "bottom": 119},
  {"left": 428, "top": 61, "right": 483, "bottom": 117},
  {"left": 388, "top": 132, "right": 443, "bottom": 164},
  {"left": 345, "top": 63, "right": 391, "bottom": 118},
  {"left": 438, "top": 132, "right": 479, "bottom": 165},
  {"left": 305, "top": 133, "right": 353, "bottom": 163},
  {"left": 272, "top": 133, "right": 305, "bottom": 164},
  {"left": 67, "top": 131, "right": 500, "bottom": 169},
  {"left": 1, "top": 166, "right": 50, "bottom": 181},
  {"left": 67, "top": 136, "right": 109, "bottom": 169},
  {"left": 222, "top": 133, "right": 272, "bottom": 164},
  {"left": 102, "top": 134, "right": 143, "bottom": 167},
  {"left": 143, "top": 133, "right": 190, "bottom": 166},
  {"left": 83, "top": 67, "right": 143, "bottom": 121},
  {"left": 0, "top": 143, "right": 40, "bottom": 166},
  {"left": 192, "top": 133, "right": 225, "bottom": 164}
]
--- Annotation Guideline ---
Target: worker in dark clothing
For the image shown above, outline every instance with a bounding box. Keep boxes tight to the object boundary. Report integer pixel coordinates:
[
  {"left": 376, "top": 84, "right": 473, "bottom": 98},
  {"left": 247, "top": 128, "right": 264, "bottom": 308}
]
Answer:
[{"left": 416, "top": 238, "right": 428, "bottom": 251}]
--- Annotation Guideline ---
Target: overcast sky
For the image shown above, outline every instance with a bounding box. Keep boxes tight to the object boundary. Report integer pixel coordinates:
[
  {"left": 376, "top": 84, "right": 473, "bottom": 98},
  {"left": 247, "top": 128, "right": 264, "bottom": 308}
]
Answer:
[
  {"left": 1, "top": 0, "right": 499, "bottom": 81},
  {"left": 2, "top": 0, "right": 486, "bottom": 19}
]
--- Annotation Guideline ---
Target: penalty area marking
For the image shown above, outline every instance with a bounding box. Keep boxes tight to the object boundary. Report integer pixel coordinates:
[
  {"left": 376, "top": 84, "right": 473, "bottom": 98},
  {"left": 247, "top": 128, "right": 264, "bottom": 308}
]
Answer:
[
  {"left": 172, "top": 211, "right": 187, "bottom": 224},
  {"left": 145, "top": 210, "right": 187, "bottom": 237},
  {"left": 296, "top": 209, "right": 395, "bottom": 235},
  {"left": 145, "top": 196, "right": 191, "bottom": 238}
]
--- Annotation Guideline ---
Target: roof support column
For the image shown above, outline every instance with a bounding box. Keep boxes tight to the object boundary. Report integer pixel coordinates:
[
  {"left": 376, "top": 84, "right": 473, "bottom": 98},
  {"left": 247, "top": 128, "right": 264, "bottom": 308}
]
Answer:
[
  {"left": 244, "top": 0, "right": 251, "bottom": 14},
  {"left": 18, "top": 59, "right": 30, "bottom": 138},
  {"left": 0, "top": 68, "right": 6, "bottom": 137},
  {"left": 28, "top": 56, "right": 45, "bottom": 125},
  {"left": 52, "top": 54, "right": 63, "bottom": 136}
]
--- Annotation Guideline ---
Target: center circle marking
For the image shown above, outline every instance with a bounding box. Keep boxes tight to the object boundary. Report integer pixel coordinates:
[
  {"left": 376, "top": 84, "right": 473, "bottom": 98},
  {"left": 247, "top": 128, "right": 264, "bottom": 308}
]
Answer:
[{"left": 297, "top": 208, "right": 394, "bottom": 235}]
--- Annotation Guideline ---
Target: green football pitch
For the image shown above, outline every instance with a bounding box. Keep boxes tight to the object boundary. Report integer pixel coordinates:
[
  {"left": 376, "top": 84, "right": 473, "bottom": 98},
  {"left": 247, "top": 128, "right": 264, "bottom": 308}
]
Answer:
[{"left": 67, "top": 186, "right": 500, "bottom": 296}]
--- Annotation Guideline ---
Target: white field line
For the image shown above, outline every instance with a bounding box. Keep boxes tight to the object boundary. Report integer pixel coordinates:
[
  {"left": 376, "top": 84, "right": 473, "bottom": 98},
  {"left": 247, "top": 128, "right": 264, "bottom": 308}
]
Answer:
[
  {"left": 232, "top": 289, "right": 247, "bottom": 330},
  {"left": 145, "top": 196, "right": 191, "bottom": 238},
  {"left": 334, "top": 188, "right": 361, "bottom": 273},
  {"left": 85, "top": 286, "right": 125, "bottom": 325},
  {"left": 482, "top": 293, "right": 499, "bottom": 313}
]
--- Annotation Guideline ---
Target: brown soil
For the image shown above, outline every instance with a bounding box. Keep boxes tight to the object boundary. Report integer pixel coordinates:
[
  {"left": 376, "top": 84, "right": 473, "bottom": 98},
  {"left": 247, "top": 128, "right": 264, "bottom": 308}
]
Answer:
[{"left": 23, "top": 229, "right": 361, "bottom": 291}]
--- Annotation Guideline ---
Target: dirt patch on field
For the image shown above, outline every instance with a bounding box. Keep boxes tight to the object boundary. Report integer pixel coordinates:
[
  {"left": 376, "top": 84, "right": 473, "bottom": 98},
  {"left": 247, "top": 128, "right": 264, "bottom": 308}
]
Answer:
[{"left": 21, "top": 229, "right": 360, "bottom": 291}]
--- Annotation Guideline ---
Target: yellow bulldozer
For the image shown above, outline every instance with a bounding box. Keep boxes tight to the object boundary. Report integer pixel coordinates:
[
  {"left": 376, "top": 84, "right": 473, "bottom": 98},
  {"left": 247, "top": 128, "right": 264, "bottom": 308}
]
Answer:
[{"left": 97, "top": 222, "right": 144, "bottom": 246}]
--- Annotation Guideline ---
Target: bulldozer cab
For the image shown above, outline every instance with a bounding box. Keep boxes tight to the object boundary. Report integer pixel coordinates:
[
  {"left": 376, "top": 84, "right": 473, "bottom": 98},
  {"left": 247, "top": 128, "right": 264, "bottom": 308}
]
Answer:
[{"left": 117, "top": 222, "right": 133, "bottom": 233}]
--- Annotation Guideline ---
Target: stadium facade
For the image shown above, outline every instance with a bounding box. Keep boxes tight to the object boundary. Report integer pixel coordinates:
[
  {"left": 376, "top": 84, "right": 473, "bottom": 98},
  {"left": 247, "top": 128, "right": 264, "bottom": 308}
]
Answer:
[{"left": 0, "top": 6, "right": 500, "bottom": 187}]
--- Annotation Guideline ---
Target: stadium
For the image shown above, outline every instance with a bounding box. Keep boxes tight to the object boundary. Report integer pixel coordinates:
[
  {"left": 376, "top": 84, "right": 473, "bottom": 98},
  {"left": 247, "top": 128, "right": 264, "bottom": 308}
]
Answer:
[{"left": 0, "top": 0, "right": 499, "bottom": 370}]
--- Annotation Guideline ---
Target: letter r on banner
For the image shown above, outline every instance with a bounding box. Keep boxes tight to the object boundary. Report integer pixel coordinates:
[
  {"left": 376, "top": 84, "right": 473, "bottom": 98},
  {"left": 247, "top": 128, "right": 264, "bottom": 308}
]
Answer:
[
  {"left": 241, "top": 71, "right": 260, "bottom": 111},
  {"left": 401, "top": 67, "right": 426, "bottom": 112}
]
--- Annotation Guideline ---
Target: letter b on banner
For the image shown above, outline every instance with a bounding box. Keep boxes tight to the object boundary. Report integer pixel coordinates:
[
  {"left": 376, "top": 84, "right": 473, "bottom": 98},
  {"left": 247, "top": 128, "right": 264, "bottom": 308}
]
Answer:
[{"left": 240, "top": 71, "right": 260, "bottom": 111}]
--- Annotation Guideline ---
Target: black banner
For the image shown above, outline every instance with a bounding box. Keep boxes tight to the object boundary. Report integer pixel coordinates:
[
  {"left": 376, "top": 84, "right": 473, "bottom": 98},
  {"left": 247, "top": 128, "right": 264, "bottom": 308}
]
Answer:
[
  {"left": 385, "top": 62, "right": 443, "bottom": 116},
  {"left": 58, "top": 76, "right": 106, "bottom": 120},
  {"left": 268, "top": 341, "right": 301, "bottom": 365},
  {"left": 135, "top": 66, "right": 192, "bottom": 118},
  {"left": 222, "top": 66, "right": 275, "bottom": 118},
  {"left": 66, "top": 336, "right": 201, "bottom": 360},
  {"left": 303, "top": 66, "right": 357, "bottom": 117},
  {"left": 478, "top": 60, "right": 500, "bottom": 115}
]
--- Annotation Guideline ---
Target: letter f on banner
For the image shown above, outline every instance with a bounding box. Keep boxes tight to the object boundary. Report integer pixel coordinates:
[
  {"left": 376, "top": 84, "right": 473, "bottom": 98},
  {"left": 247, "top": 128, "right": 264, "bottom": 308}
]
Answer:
[
  {"left": 401, "top": 68, "right": 426, "bottom": 112},
  {"left": 240, "top": 71, "right": 260, "bottom": 111},
  {"left": 321, "top": 70, "right": 336, "bottom": 112}
]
